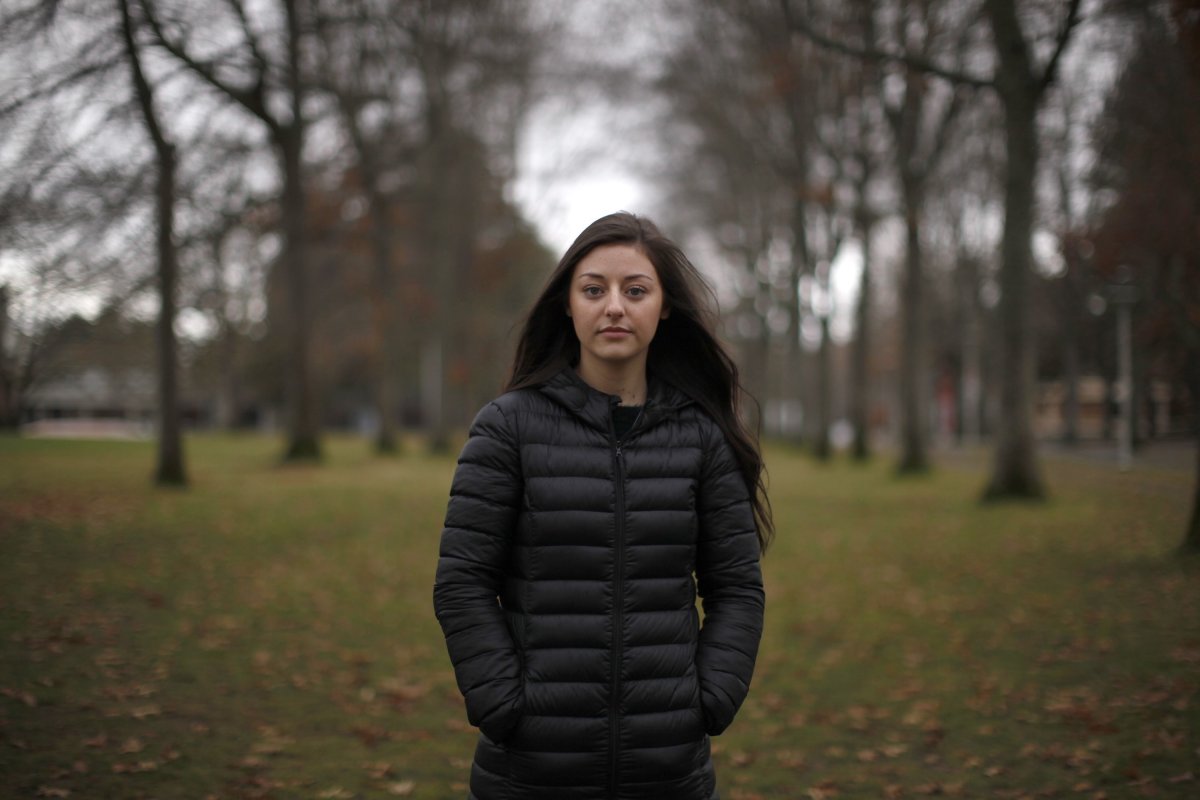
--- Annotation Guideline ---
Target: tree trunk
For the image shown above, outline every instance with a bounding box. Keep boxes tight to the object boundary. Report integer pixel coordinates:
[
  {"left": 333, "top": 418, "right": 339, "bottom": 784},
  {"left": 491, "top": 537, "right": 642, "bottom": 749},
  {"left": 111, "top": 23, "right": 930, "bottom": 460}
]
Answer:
[
  {"left": 279, "top": 130, "right": 320, "bottom": 460},
  {"left": 1186, "top": 436, "right": 1200, "bottom": 553},
  {"left": 982, "top": 0, "right": 1050, "bottom": 500},
  {"left": 957, "top": 252, "right": 983, "bottom": 446},
  {"left": 0, "top": 286, "right": 15, "bottom": 429},
  {"left": 814, "top": 311, "right": 832, "bottom": 460},
  {"left": 787, "top": 194, "right": 810, "bottom": 447},
  {"left": 1057, "top": 137, "right": 1080, "bottom": 446},
  {"left": 152, "top": 140, "right": 186, "bottom": 485},
  {"left": 748, "top": 313, "right": 771, "bottom": 436},
  {"left": 897, "top": 177, "right": 928, "bottom": 473},
  {"left": 279, "top": 0, "right": 320, "bottom": 462},
  {"left": 421, "top": 91, "right": 454, "bottom": 453},
  {"left": 851, "top": 211, "right": 872, "bottom": 461},
  {"left": 982, "top": 87, "right": 1045, "bottom": 499},
  {"left": 216, "top": 317, "right": 239, "bottom": 430},
  {"left": 208, "top": 238, "right": 239, "bottom": 431},
  {"left": 746, "top": 252, "right": 772, "bottom": 436},
  {"left": 338, "top": 86, "right": 400, "bottom": 455},
  {"left": 1183, "top": 357, "right": 1200, "bottom": 553},
  {"left": 368, "top": 197, "right": 399, "bottom": 454},
  {"left": 1062, "top": 317, "right": 1080, "bottom": 444},
  {"left": 119, "top": 0, "right": 185, "bottom": 486}
]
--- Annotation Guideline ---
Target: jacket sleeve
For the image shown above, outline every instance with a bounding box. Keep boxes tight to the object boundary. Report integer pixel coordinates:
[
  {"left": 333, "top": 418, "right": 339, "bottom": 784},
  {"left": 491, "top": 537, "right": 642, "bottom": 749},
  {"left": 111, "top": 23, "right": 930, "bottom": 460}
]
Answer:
[
  {"left": 433, "top": 401, "right": 524, "bottom": 743},
  {"left": 695, "top": 418, "right": 765, "bottom": 736}
]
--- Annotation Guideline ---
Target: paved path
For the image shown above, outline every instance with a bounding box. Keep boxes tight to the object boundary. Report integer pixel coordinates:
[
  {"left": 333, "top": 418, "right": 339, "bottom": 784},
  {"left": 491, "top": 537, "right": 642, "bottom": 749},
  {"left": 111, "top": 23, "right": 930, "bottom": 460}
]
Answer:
[
  {"left": 929, "top": 438, "right": 1195, "bottom": 474},
  {"left": 1038, "top": 439, "right": 1195, "bottom": 472}
]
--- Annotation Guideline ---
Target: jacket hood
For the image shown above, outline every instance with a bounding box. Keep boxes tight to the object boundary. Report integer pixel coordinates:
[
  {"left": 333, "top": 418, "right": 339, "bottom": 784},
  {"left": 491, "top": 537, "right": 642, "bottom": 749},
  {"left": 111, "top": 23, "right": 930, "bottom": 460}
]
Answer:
[{"left": 538, "top": 366, "right": 693, "bottom": 434}]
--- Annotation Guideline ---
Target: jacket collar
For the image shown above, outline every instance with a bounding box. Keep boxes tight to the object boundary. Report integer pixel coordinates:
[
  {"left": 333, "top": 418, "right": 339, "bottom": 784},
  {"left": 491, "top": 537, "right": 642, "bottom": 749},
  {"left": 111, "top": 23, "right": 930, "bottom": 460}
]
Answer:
[{"left": 539, "top": 366, "right": 693, "bottom": 435}]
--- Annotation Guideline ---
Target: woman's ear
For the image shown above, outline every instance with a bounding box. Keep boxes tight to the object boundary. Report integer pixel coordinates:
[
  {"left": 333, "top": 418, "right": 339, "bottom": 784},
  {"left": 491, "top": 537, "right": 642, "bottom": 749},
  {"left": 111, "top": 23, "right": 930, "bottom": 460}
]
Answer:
[{"left": 661, "top": 306, "right": 671, "bottom": 320}]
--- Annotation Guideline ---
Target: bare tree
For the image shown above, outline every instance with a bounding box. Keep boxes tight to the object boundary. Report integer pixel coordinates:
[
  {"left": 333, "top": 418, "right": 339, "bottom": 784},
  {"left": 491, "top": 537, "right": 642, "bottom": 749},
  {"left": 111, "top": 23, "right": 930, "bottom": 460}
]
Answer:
[
  {"left": 982, "top": 0, "right": 1082, "bottom": 499},
  {"left": 310, "top": 0, "right": 416, "bottom": 454},
  {"left": 780, "top": 0, "right": 1084, "bottom": 497},
  {"left": 398, "top": 0, "right": 540, "bottom": 450},
  {"left": 782, "top": 0, "right": 973, "bottom": 472},
  {"left": 655, "top": 3, "right": 791, "bottom": 433},
  {"left": 0, "top": 0, "right": 165, "bottom": 432},
  {"left": 1089, "top": 2, "right": 1200, "bottom": 551},
  {"left": 845, "top": 52, "right": 887, "bottom": 462},
  {"left": 117, "top": 0, "right": 186, "bottom": 485},
  {"left": 661, "top": 0, "right": 869, "bottom": 455},
  {"left": 139, "top": 0, "right": 323, "bottom": 461}
]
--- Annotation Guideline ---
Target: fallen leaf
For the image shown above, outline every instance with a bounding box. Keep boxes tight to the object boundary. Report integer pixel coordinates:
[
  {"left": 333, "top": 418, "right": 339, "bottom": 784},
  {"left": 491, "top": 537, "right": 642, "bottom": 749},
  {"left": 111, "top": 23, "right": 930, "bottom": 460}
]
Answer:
[
  {"left": 386, "top": 780, "right": 415, "bottom": 796},
  {"left": 351, "top": 724, "right": 390, "bottom": 746},
  {"left": 730, "top": 790, "right": 764, "bottom": 800}
]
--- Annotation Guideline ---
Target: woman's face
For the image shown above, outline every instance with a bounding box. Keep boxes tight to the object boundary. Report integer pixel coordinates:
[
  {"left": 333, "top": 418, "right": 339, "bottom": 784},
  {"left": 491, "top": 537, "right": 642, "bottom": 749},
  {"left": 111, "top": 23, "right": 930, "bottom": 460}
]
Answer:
[{"left": 568, "top": 244, "right": 669, "bottom": 373}]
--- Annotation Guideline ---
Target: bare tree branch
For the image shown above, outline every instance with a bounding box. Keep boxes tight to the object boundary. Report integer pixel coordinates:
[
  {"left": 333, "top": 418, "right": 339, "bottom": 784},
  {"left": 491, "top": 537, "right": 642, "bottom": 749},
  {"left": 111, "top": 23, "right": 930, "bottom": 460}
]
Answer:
[
  {"left": 222, "top": 0, "right": 270, "bottom": 84},
  {"left": 136, "top": 0, "right": 276, "bottom": 132},
  {"left": 0, "top": 59, "right": 121, "bottom": 119},
  {"left": 777, "top": 0, "right": 994, "bottom": 90},
  {"left": 1038, "top": 0, "right": 1084, "bottom": 92}
]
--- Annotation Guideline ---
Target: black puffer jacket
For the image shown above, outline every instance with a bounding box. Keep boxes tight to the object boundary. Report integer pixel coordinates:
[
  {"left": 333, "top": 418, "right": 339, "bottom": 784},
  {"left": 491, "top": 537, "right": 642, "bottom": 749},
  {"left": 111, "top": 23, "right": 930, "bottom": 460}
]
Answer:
[{"left": 434, "top": 368, "right": 764, "bottom": 800}]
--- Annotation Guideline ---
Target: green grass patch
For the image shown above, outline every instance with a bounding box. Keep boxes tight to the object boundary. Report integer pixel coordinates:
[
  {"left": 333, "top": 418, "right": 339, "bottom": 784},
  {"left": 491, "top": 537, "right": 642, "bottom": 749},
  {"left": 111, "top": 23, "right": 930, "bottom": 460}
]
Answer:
[{"left": 0, "top": 435, "right": 1196, "bottom": 799}]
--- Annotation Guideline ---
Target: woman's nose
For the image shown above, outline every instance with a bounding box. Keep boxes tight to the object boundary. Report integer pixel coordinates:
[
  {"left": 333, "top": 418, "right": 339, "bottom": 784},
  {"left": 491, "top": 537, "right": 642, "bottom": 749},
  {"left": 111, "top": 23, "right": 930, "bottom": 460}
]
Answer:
[{"left": 605, "top": 294, "right": 625, "bottom": 316}]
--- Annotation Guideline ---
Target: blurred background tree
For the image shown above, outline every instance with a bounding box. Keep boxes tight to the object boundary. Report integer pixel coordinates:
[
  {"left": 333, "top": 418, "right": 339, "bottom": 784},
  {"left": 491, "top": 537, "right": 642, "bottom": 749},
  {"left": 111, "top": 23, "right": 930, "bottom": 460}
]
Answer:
[{"left": 1, "top": 0, "right": 1196, "bottom": 544}]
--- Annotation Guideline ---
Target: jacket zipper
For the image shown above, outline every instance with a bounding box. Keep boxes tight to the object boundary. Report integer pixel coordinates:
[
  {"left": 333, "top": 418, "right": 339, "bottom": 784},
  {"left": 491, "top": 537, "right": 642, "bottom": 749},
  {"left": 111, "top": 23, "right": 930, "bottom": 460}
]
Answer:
[{"left": 608, "top": 396, "right": 626, "bottom": 799}]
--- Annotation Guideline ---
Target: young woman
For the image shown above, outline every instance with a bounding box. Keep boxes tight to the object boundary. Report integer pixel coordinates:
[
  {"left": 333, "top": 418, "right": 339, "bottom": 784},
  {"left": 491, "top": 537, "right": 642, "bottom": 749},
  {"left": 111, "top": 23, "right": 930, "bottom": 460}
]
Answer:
[{"left": 434, "top": 212, "right": 771, "bottom": 800}]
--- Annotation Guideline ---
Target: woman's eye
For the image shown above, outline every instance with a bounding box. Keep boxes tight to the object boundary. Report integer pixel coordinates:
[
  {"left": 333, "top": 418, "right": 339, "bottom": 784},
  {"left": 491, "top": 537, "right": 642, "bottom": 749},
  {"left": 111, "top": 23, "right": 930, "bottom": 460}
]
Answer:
[
  {"left": 584, "top": 286, "right": 603, "bottom": 297},
  {"left": 627, "top": 287, "right": 646, "bottom": 298}
]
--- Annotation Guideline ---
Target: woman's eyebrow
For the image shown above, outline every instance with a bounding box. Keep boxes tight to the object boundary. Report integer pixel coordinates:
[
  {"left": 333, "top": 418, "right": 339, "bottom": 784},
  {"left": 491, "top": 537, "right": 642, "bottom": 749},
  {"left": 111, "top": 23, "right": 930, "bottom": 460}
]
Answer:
[{"left": 576, "top": 272, "right": 657, "bottom": 282}]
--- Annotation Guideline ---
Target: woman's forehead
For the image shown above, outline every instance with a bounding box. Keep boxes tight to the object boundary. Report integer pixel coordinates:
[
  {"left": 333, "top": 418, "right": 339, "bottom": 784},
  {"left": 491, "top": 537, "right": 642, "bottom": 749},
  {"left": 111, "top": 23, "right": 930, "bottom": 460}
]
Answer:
[{"left": 573, "top": 244, "right": 658, "bottom": 281}]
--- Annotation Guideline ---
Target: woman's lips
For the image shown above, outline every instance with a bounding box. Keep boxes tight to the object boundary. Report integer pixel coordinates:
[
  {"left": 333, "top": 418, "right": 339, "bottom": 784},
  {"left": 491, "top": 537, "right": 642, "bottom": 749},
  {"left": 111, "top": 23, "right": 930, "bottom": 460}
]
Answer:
[{"left": 600, "top": 328, "right": 632, "bottom": 338}]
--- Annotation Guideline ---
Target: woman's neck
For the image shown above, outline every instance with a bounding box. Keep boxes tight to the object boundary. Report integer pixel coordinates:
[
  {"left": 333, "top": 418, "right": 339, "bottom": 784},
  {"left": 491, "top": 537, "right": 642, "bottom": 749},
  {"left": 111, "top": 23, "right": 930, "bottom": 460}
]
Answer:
[{"left": 575, "top": 355, "right": 647, "bottom": 406}]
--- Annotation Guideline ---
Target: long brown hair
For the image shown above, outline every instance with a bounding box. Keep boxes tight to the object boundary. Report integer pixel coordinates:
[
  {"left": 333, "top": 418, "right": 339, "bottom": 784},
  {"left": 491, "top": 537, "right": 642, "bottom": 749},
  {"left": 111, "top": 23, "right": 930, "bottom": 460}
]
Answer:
[{"left": 506, "top": 212, "right": 773, "bottom": 552}]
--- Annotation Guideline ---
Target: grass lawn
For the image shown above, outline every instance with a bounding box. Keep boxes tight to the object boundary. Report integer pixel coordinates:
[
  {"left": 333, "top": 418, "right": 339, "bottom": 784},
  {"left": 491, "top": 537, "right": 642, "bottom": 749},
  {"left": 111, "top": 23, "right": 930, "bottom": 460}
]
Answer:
[{"left": 0, "top": 434, "right": 1196, "bottom": 799}]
